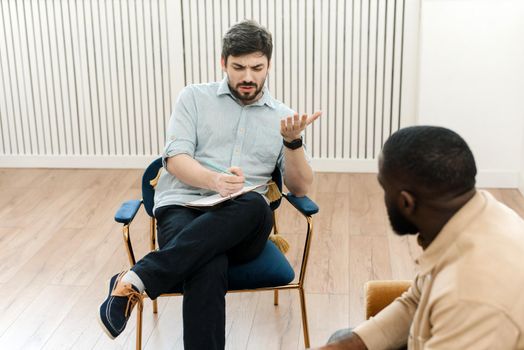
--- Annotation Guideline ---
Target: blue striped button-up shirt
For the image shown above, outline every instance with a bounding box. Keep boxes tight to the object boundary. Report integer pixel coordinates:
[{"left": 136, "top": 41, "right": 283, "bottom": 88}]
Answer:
[{"left": 154, "top": 78, "right": 307, "bottom": 212}]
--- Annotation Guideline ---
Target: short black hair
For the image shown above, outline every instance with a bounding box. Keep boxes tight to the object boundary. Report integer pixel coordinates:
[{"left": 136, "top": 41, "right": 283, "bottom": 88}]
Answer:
[
  {"left": 221, "top": 20, "right": 273, "bottom": 63},
  {"left": 381, "top": 126, "right": 477, "bottom": 196}
]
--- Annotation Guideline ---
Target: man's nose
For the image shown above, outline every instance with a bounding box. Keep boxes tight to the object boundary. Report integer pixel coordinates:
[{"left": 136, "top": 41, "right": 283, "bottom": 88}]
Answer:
[{"left": 243, "top": 70, "right": 254, "bottom": 83}]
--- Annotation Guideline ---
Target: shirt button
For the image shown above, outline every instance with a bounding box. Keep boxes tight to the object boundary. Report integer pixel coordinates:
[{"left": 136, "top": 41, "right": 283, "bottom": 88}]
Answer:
[{"left": 239, "top": 128, "right": 244, "bottom": 133}]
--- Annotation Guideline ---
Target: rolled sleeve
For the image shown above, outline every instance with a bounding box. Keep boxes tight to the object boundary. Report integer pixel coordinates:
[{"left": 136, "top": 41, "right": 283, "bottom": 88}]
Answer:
[{"left": 162, "top": 86, "right": 198, "bottom": 169}]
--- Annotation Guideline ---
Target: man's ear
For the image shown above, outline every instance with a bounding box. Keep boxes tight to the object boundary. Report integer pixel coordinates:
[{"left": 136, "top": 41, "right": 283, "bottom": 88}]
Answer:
[
  {"left": 220, "top": 57, "right": 226, "bottom": 71},
  {"left": 397, "top": 190, "right": 416, "bottom": 216}
]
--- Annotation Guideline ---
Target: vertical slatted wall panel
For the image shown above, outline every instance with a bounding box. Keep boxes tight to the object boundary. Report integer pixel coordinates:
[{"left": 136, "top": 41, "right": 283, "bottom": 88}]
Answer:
[
  {"left": 0, "top": 0, "right": 408, "bottom": 161},
  {"left": 0, "top": 0, "right": 175, "bottom": 156}
]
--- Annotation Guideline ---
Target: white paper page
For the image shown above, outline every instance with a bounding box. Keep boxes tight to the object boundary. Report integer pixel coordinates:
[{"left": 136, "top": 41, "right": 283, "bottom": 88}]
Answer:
[{"left": 185, "top": 184, "right": 263, "bottom": 207}]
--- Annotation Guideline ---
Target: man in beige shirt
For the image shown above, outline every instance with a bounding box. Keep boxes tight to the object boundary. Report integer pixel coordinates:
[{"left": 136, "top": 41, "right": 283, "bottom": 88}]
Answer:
[{"left": 316, "top": 126, "right": 524, "bottom": 350}]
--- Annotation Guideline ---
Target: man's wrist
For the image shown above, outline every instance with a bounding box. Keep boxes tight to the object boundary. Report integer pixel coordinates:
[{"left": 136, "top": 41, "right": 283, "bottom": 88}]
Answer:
[
  {"left": 283, "top": 136, "right": 300, "bottom": 143},
  {"left": 283, "top": 136, "right": 303, "bottom": 150},
  {"left": 206, "top": 170, "right": 220, "bottom": 192}
]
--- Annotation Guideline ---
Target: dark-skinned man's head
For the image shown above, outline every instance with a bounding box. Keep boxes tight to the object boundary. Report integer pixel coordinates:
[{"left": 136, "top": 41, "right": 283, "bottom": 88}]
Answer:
[{"left": 378, "top": 126, "right": 477, "bottom": 237}]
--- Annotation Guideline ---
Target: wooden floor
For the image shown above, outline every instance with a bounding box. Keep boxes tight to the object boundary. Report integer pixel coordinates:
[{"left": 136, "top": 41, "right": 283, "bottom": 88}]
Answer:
[{"left": 0, "top": 169, "right": 523, "bottom": 350}]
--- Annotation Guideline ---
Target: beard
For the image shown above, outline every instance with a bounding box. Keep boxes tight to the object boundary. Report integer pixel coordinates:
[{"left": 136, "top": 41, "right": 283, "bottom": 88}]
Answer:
[
  {"left": 229, "top": 80, "right": 265, "bottom": 103},
  {"left": 386, "top": 202, "right": 419, "bottom": 236}
]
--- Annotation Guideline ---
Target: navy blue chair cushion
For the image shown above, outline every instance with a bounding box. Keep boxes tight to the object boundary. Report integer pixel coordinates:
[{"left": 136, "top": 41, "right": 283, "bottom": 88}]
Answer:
[
  {"left": 228, "top": 240, "right": 294, "bottom": 290},
  {"left": 165, "top": 240, "right": 295, "bottom": 294}
]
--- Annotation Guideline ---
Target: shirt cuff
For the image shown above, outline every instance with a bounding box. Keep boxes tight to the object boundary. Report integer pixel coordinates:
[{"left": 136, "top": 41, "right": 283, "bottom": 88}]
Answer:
[
  {"left": 162, "top": 139, "right": 195, "bottom": 169},
  {"left": 353, "top": 318, "right": 392, "bottom": 350}
]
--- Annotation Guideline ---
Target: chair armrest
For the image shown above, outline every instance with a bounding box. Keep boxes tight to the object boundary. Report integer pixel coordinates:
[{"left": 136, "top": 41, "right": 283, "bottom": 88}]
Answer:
[
  {"left": 114, "top": 200, "right": 143, "bottom": 224},
  {"left": 365, "top": 280, "right": 412, "bottom": 319},
  {"left": 283, "top": 193, "right": 319, "bottom": 216}
]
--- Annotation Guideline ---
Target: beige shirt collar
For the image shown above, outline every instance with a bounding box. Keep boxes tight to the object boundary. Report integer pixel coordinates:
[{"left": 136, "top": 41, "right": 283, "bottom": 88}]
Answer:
[{"left": 415, "top": 190, "right": 488, "bottom": 275}]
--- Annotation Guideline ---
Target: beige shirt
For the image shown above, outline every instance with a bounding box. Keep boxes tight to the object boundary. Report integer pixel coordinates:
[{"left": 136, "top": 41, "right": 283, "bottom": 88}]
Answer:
[{"left": 354, "top": 190, "right": 524, "bottom": 350}]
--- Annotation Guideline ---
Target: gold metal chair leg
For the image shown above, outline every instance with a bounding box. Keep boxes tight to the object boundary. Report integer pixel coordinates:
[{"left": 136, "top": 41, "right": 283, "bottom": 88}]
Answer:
[
  {"left": 123, "top": 225, "right": 137, "bottom": 267},
  {"left": 274, "top": 290, "right": 279, "bottom": 305},
  {"left": 136, "top": 300, "right": 143, "bottom": 350},
  {"left": 272, "top": 211, "right": 279, "bottom": 235},
  {"left": 299, "top": 287, "right": 310, "bottom": 348},
  {"left": 152, "top": 299, "right": 158, "bottom": 313}
]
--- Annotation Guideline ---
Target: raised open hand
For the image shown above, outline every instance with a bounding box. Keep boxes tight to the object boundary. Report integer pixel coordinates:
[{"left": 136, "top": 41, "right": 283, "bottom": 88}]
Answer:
[{"left": 280, "top": 111, "right": 322, "bottom": 142}]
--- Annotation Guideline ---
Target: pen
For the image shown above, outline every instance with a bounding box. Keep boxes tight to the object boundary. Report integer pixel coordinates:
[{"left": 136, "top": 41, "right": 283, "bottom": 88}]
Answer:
[{"left": 201, "top": 160, "right": 253, "bottom": 185}]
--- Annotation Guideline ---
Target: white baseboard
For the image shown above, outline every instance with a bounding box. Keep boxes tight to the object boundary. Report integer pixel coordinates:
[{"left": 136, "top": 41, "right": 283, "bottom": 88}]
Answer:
[
  {"left": 0, "top": 155, "right": 158, "bottom": 169},
  {"left": 1, "top": 155, "right": 521, "bottom": 189},
  {"left": 310, "top": 158, "right": 379, "bottom": 173}
]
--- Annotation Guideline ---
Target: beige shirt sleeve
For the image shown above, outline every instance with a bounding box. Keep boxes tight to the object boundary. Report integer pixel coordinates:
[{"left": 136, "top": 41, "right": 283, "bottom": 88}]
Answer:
[
  {"left": 352, "top": 275, "right": 423, "bottom": 350},
  {"left": 424, "top": 300, "right": 519, "bottom": 350}
]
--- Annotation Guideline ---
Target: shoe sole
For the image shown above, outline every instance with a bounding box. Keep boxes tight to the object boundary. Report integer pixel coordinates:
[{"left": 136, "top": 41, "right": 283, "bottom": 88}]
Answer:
[{"left": 97, "top": 278, "right": 116, "bottom": 340}]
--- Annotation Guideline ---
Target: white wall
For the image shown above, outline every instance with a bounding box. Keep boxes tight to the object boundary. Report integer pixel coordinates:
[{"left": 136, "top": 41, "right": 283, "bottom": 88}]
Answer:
[
  {"left": 520, "top": 124, "right": 524, "bottom": 195},
  {"left": 417, "top": 0, "right": 524, "bottom": 188}
]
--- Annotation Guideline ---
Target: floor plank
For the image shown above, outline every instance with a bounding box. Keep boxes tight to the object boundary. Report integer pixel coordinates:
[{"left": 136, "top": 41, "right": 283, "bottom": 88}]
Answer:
[{"left": 0, "top": 285, "right": 84, "bottom": 350}]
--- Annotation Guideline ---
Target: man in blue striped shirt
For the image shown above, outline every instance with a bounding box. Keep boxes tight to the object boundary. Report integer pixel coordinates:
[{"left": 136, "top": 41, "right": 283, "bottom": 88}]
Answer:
[{"left": 99, "top": 20, "right": 320, "bottom": 349}]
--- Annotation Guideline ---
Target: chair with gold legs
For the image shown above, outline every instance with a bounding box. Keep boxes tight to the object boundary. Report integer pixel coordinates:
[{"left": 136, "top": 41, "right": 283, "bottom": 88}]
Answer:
[{"left": 114, "top": 157, "right": 319, "bottom": 349}]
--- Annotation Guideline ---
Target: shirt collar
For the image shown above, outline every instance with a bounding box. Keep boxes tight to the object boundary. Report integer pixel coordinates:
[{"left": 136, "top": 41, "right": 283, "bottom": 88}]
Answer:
[
  {"left": 415, "top": 190, "right": 487, "bottom": 275},
  {"left": 217, "top": 77, "right": 276, "bottom": 109}
]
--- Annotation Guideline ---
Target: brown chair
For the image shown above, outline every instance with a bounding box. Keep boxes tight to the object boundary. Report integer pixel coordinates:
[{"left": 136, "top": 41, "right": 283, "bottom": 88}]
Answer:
[
  {"left": 365, "top": 280, "right": 412, "bottom": 319},
  {"left": 113, "top": 158, "right": 319, "bottom": 349}
]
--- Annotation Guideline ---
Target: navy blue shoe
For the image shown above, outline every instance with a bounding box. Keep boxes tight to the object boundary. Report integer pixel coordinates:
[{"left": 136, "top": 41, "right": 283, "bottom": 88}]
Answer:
[{"left": 98, "top": 271, "right": 144, "bottom": 339}]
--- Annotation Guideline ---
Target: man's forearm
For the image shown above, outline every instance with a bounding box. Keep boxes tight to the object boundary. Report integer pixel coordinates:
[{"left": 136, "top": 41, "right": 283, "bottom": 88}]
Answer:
[
  {"left": 283, "top": 147, "right": 313, "bottom": 196},
  {"left": 166, "top": 154, "right": 217, "bottom": 191}
]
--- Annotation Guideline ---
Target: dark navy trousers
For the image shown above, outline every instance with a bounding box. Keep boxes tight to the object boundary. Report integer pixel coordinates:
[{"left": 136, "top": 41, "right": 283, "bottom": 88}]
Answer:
[{"left": 132, "top": 192, "right": 273, "bottom": 350}]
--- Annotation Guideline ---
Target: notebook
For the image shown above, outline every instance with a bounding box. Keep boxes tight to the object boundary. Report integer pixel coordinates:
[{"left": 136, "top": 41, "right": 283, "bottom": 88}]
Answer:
[{"left": 184, "top": 184, "right": 265, "bottom": 207}]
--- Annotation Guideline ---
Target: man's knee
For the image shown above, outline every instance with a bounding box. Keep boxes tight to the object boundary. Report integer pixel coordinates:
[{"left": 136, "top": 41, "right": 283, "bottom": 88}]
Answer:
[
  {"left": 240, "top": 191, "right": 268, "bottom": 207},
  {"left": 235, "top": 192, "right": 272, "bottom": 221}
]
